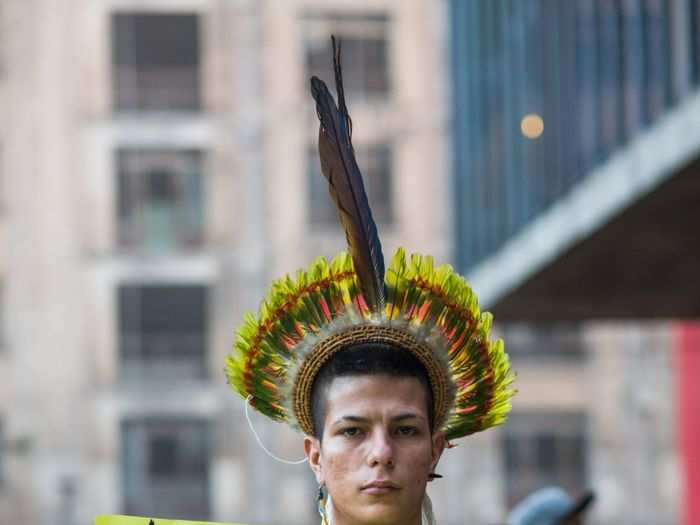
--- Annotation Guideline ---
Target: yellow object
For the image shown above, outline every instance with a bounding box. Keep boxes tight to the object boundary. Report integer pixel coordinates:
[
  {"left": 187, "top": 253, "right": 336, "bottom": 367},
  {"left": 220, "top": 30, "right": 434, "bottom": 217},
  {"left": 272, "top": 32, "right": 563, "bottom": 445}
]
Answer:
[
  {"left": 95, "top": 515, "right": 248, "bottom": 525},
  {"left": 520, "top": 113, "right": 544, "bottom": 139}
]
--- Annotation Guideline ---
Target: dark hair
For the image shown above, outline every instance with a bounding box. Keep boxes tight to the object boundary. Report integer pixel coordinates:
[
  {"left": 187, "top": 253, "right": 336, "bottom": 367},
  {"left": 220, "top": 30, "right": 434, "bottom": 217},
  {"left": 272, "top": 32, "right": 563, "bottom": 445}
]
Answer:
[{"left": 310, "top": 343, "right": 435, "bottom": 439}]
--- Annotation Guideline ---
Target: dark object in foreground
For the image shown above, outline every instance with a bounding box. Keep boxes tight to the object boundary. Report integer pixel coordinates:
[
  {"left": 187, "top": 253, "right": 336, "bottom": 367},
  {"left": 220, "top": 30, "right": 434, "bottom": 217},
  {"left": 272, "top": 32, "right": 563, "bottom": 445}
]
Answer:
[{"left": 507, "top": 488, "right": 595, "bottom": 525}]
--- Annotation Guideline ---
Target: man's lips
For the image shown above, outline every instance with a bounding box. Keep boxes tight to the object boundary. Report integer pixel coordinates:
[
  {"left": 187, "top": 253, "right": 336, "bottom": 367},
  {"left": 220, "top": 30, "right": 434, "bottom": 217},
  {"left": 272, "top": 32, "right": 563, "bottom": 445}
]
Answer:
[{"left": 361, "top": 480, "right": 400, "bottom": 494}]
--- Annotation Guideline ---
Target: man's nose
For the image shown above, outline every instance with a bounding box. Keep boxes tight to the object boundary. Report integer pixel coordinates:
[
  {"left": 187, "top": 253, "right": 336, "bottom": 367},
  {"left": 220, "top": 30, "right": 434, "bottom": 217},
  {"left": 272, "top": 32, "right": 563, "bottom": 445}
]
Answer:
[{"left": 367, "top": 429, "right": 395, "bottom": 467}]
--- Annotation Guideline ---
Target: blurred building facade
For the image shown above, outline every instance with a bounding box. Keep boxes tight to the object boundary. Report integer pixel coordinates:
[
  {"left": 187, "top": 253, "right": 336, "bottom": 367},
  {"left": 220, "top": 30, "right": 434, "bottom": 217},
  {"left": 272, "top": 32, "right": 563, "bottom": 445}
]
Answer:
[{"left": 0, "top": 1, "right": 450, "bottom": 524}]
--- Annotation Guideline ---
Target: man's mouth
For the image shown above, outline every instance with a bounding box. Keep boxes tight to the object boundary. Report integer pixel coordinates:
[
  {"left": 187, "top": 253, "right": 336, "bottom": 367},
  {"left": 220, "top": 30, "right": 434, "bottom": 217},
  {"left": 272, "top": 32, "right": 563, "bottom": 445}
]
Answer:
[{"left": 361, "top": 480, "right": 400, "bottom": 495}]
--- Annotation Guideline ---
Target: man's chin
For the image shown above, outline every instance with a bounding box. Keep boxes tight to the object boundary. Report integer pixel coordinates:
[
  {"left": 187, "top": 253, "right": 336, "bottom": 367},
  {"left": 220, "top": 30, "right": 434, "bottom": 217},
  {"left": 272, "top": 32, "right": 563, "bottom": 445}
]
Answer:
[
  {"left": 332, "top": 492, "right": 422, "bottom": 524},
  {"left": 353, "top": 500, "right": 413, "bottom": 524}
]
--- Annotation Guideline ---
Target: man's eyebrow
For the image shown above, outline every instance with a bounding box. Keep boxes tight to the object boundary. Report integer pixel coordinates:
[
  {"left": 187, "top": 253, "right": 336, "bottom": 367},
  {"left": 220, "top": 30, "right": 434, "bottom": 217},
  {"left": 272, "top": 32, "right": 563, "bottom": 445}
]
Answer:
[
  {"left": 392, "top": 412, "right": 424, "bottom": 422},
  {"left": 332, "top": 415, "right": 369, "bottom": 425},
  {"left": 331, "top": 412, "right": 426, "bottom": 425}
]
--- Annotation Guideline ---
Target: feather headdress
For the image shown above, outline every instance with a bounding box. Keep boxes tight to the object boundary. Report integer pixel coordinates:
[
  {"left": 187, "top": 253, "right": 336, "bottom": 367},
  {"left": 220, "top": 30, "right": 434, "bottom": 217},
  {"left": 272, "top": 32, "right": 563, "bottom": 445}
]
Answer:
[{"left": 226, "top": 37, "right": 514, "bottom": 441}]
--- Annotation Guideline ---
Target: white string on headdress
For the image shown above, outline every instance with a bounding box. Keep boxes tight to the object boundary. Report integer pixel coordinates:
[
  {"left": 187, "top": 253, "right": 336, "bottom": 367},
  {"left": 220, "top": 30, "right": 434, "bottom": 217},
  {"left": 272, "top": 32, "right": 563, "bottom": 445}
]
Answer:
[{"left": 245, "top": 395, "right": 308, "bottom": 465}]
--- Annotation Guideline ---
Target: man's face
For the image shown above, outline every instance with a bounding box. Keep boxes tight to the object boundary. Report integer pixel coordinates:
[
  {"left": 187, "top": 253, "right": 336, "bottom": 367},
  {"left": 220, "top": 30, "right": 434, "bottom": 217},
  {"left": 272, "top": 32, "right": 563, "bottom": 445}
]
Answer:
[{"left": 304, "top": 374, "right": 445, "bottom": 525}]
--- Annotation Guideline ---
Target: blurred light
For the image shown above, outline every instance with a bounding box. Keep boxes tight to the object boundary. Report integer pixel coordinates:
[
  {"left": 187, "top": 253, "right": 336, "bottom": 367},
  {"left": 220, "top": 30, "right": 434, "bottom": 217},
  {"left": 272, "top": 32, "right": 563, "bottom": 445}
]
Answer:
[{"left": 521, "top": 114, "right": 544, "bottom": 139}]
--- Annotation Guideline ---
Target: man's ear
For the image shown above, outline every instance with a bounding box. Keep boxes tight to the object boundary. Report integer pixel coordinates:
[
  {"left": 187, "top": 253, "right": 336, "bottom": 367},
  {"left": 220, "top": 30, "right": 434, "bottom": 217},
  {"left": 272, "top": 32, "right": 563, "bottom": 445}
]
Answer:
[
  {"left": 430, "top": 430, "right": 446, "bottom": 472},
  {"left": 304, "top": 435, "right": 324, "bottom": 485}
]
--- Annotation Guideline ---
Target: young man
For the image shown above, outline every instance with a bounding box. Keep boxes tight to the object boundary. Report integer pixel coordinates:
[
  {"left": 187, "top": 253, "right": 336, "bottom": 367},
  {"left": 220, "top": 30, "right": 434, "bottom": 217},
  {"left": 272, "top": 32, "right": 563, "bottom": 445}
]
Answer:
[
  {"left": 226, "top": 39, "right": 515, "bottom": 525},
  {"left": 305, "top": 344, "right": 445, "bottom": 525}
]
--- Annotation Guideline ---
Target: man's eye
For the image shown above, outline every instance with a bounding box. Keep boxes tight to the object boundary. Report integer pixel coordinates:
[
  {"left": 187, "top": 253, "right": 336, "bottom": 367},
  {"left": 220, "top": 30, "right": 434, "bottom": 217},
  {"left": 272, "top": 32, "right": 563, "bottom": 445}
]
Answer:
[
  {"left": 397, "top": 426, "right": 418, "bottom": 436},
  {"left": 342, "top": 427, "right": 362, "bottom": 438}
]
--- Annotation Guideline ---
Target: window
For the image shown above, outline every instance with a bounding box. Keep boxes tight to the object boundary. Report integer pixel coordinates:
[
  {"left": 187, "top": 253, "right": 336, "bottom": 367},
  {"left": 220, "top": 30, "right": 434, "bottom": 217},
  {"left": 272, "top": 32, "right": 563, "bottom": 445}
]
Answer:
[
  {"left": 149, "top": 435, "right": 178, "bottom": 476},
  {"left": 308, "top": 143, "right": 393, "bottom": 226},
  {"left": 122, "top": 418, "right": 210, "bottom": 519},
  {"left": 503, "top": 411, "right": 588, "bottom": 507},
  {"left": 118, "top": 285, "right": 208, "bottom": 381},
  {"left": 304, "top": 13, "right": 390, "bottom": 100},
  {"left": 112, "top": 13, "right": 200, "bottom": 111},
  {"left": 498, "top": 323, "right": 586, "bottom": 360},
  {"left": 116, "top": 149, "right": 204, "bottom": 253}
]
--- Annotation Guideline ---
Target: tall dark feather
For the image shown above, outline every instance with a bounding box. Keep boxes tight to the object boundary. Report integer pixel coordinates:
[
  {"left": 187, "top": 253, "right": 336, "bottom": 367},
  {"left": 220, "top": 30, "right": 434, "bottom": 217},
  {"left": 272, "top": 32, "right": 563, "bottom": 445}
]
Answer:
[{"left": 309, "top": 36, "right": 386, "bottom": 311}]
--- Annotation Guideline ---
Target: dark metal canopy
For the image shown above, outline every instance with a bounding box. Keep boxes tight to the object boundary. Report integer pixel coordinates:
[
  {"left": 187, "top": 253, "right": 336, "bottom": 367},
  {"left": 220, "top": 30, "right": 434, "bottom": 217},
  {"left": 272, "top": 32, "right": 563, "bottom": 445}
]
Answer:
[{"left": 491, "top": 158, "right": 700, "bottom": 321}]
